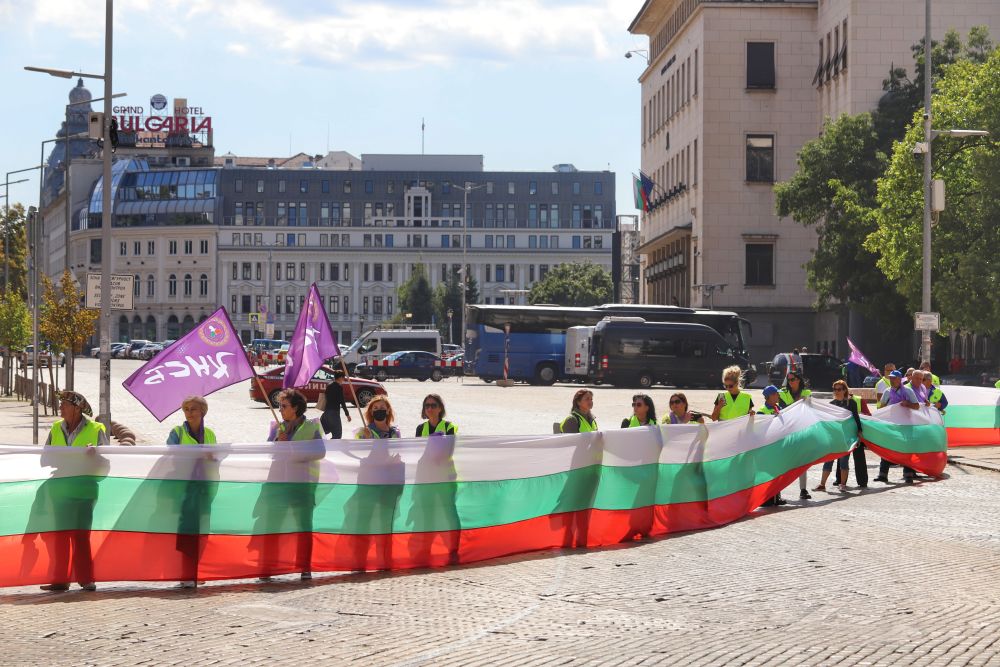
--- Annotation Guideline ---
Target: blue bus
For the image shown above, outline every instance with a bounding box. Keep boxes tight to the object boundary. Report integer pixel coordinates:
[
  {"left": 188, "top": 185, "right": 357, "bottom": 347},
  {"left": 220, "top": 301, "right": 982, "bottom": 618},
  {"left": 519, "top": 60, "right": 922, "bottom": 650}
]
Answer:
[{"left": 465, "top": 303, "right": 753, "bottom": 385}]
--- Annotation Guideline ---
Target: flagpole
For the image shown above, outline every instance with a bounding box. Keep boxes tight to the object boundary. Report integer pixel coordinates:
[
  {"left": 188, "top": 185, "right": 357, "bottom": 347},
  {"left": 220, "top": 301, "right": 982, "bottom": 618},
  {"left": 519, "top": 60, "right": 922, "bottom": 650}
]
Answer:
[
  {"left": 336, "top": 355, "right": 367, "bottom": 427},
  {"left": 252, "top": 365, "right": 282, "bottom": 426}
]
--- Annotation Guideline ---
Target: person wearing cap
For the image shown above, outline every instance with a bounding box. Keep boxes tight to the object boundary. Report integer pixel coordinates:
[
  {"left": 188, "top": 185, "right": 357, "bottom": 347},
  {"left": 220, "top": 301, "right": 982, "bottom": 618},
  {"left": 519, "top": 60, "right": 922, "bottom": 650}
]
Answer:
[
  {"left": 875, "top": 363, "right": 896, "bottom": 402},
  {"left": 39, "top": 391, "right": 108, "bottom": 592},
  {"left": 757, "top": 385, "right": 782, "bottom": 415},
  {"left": 777, "top": 371, "right": 813, "bottom": 500},
  {"left": 874, "top": 370, "right": 919, "bottom": 483}
]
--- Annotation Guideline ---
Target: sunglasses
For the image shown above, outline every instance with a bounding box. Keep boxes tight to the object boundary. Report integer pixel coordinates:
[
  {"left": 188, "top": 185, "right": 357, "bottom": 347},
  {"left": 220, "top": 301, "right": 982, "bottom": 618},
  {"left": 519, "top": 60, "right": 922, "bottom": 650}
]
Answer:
[
  {"left": 724, "top": 383, "right": 736, "bottom": 389},
  {"left": 423, "top": 403, "right": 440, "bottom": 409},
  {"left": 632, "top": 402, "right": 646, "bottom": 407},
  {"left": 834, "top": 388, "right": 846, "bottom": 393},
  {"left": 669, "top": 399, "right": 683, "bottom": 405}
]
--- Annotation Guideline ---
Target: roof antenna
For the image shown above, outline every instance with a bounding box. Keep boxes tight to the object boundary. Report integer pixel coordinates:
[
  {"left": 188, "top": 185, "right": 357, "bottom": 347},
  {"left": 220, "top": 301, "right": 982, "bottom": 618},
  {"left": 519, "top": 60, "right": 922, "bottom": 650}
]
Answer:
[{"left": 421, "top": 117, "right": 425, "bottom": 155}]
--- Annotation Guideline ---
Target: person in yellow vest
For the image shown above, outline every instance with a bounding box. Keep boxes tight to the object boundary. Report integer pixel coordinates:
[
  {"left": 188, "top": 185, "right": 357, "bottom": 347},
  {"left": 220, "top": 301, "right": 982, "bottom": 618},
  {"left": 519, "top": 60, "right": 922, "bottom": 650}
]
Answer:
[
  {"left": 663, "top": 393, "right": 705, "bottom": 424},
  {"left": 257, "top": 389, "right": 324, "bottom": 582},
  {"left": 777, "top": 370, "right": 813, "bottom": 500},
  {"left": 710, "top": 366, "right": 753, "bottom": 422},
  {"left": 560, "top": 389, "right": 598, "bottom": 433},
  {"left": 995, "top": 378, "right": 1000, "bottom": 390},
  {"left": 757, "top": 385, "right": 782, "bottom": 416},
  {"left": 357, "top": 397, "right": 402, "bottom": 439},
  {"left": 416, "top": 393, "right": 457, "bottom": 436},
  {"left": 621, "top": 394, "right": 656, "bottom": 428},
  {"left": 40, "top": 390, "right": 108, "bottom": 592},
  {"left": 919, "top": 361, "right": 941, "bottom": 386},
  {"left": 166, "top": 395, "right": 217, "bottom": 589}
]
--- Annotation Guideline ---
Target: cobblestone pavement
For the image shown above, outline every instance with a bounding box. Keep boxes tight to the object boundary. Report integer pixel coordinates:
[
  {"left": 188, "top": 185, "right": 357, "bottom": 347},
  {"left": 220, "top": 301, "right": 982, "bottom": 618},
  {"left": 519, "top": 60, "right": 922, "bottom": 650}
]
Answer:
[
  {"left": 4, "top": 360, "right": 998, "bottom": 665},
  {"left": 2, "top": 461, "right": 998, "bottom": 666}
]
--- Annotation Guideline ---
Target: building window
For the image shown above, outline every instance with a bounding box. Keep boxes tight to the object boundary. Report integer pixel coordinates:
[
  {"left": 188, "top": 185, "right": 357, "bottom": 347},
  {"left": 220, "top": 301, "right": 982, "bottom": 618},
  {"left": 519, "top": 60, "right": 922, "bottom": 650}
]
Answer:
[
  {"left": 746, "top": 134, "right": 775, "bottom": 183},
  {"left": 745, "top": 243, "right": 775, "bottom": 286},
  {"left": 529, "top": 180, "right": 537, "bottom": 195},
  {"left": 199, "top": 274, "right": 208, "bottom": 297},
  {"left": 242, "top": 262, "right": 252, "bottom": 280},
  {"left": 133, "top": 241, "right": 140, "bottom": 255},
  {"left": 365, "top": 180, "right": 373, "bottom": 194},
  {"left": 551, "top": 182, "right": 558, "bottom": 195},
  {"left": 373, "top": 296, "right": 383, "bottom": 316},
  {"left": 572, "top": 235, "right": 581, "bottom": 249},
  {"left": 232, "top": 263, "right": 238, "bottom": 280},
  {"left": 147, "top": 275, "right": 155, "bottom": 297},
  {"left": 299, "top": 179, "right": 308, "bottom": 194},
  {"left": 183, "top": 274, "right": 192, "bottom": 296},
  {"left": 256, "top": 179, "right": 264, "bottom": 193},
  {"left": 278, "top": 179, "right": 286, "bottom": 193},
  {"left": 344, "top": 180, "right": 352, "bottom": 194},
  {"left": 235, "top": 178, "right": 243, "bottom": 193},
  {"left": 147, "top": 240, "right": 155, "bottom": 254},
  {"left": 363, "top": 296, "right": 369, "bottom": 315},
  {"left": 495, "top": 265, "right": 505, "bottom": 282},
  {"left": 286, "top": 295, "right": 295, "bottom": 314},
  {"left": 256, "top": 262, "right": 262, "bottom": 280},
  {"left": 507, "top": 181, "right": 515, "bottom": 195},
  {"left": 594, "top": 181, "right": 602, "bottom": 195},
  {"left": 286, "top": 263, "right": 295, "bottom": 281},
  {"left": 168, "top": 274, "right": 177, "bottom": 297},
  {"left": 747, "top": 42, "right": 776, "bottom": 89},
  {"left": 572, "top": 182, "right": 580, "bottom": 195},
  {"left": 183, "top": 240, "right": 193, "bottom": 254},
  {"left": 200, "top": 239, "right": 209, "bottom": 254},
  {"left": 329, "top": 296, "right": 340, "bottom": 314},
  {"left": 168, "top": 240, "right": 177, "bottom": 255},
  {"left": 486, "top": 181, "right": 493, "bottom": 195},
  {"left": 321, "top": 180, "right": 329, "bottom": 193},
  {"left": 119, "top": 241, "right": 126, "bottom": 256},
  {"left": 529, "top": 265, "right": 535, "bottom": 283}
]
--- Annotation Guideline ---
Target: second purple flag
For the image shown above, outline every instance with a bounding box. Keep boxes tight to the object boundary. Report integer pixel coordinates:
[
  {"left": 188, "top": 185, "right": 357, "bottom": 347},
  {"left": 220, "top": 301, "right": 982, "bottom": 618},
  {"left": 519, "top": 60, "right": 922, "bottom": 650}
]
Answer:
[{"left": 283, "top": 283, "right": 339, "bottom": 389}]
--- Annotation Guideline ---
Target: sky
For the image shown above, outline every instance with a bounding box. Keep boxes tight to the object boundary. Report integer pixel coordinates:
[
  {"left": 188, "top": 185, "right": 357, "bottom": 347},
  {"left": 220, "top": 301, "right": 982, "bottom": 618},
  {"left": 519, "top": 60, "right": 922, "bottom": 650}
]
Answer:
[{"left": 0, "top": 0, "right": 646, "bottom": 218}]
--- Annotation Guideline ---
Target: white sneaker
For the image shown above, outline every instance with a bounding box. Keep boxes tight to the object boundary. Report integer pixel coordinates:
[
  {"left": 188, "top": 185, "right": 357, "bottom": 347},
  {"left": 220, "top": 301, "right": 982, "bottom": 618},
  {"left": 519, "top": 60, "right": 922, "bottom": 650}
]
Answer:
[{"left": 838, "top": 484, "right": 848, "bottom": 492}]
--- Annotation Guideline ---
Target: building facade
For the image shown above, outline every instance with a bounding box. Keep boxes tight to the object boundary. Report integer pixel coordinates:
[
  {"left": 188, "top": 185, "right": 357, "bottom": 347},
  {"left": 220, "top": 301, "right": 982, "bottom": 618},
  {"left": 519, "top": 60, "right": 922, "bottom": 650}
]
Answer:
[
  {"left": 629, "top": 0, "right": 1000, "bottom": 363},
  {"left": 38, "top": 91, "right": 616, "bottom": 344}
]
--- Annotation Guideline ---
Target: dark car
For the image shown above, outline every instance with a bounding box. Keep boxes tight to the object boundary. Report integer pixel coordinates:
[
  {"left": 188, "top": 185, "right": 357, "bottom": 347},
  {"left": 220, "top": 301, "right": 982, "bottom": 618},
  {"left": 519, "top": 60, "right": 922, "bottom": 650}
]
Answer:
[
  {"left": 356, "top": 350, "right": 448, "bottom": 382},
  {"left": 767, "top": 352, "right": 845, "bottom": 390},
  {"left": 250, "top": 365, "right": 386, "bottom": 408}
]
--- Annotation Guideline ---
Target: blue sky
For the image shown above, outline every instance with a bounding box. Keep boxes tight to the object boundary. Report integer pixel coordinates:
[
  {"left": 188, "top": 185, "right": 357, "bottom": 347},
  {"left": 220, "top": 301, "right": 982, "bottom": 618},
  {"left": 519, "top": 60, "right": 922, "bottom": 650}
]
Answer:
[{"left": 0, "top": 0, "right": 645, "bottom": 218}]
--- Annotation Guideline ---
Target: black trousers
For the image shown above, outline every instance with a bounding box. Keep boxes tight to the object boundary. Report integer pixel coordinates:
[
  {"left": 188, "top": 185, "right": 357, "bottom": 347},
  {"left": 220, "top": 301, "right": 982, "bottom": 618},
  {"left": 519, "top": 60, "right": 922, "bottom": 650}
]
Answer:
[
  {"left": 852, "top": 444, "right": 869, "bottom": 487},
  {"left": 879, "top": 458, "right": 915, "bottom": 479},
  {"left": 321, "top": 410, "right": 343, "bottom": 439}
]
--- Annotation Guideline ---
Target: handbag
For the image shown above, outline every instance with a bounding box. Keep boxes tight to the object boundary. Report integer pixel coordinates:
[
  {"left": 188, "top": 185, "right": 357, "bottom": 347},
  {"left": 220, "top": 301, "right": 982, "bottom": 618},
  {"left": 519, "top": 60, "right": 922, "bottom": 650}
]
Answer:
[{"left": 316, "top": 391, "right": 327, "bottom": 411}]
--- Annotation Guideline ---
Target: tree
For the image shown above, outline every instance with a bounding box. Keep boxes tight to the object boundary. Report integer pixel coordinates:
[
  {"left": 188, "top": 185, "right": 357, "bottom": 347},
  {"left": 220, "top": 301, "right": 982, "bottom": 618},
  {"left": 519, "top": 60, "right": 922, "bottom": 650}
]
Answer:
[
  {"left": 465, "top": 271, "right": 480, "bottom": 306},
  {"left": 396, "top": 263, "right": 435, "bottom": 324},
  {"left": 0, "top": 291, "right": 30, "bottom": 350},
  {"left": 40, "top": 270, "right": 99, "bottom": 357},
  {"left": 432, "top": 268, "right": 463, "bottom": 343},
  {"left": 868, "top": 44, "right": 1000, "bottom": 333},
  {"left": 528, "top": 262, "right": 612, "bottom": 307},
  {"left": 0, "top": 203, "right": 29, "bottom": 300}
]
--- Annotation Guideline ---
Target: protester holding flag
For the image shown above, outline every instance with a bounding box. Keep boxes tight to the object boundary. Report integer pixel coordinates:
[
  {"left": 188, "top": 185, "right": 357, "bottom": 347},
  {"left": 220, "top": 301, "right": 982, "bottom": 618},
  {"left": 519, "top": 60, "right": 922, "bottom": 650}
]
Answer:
[
  {"left": 357, "top": 397, "right": 401, "bottom": 440},
  {"left": 269, "top": 389, "right": 324, "bottom": 443},
  {"left": 874, "top": 371, "right": 920, "bottom": 484}
]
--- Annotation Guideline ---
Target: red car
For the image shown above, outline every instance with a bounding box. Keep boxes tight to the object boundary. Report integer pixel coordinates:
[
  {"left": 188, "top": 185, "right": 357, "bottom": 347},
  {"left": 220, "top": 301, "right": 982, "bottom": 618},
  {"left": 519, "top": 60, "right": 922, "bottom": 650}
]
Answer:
[{"left": 249, "top": 365, "right": 386, "bottom": 408}]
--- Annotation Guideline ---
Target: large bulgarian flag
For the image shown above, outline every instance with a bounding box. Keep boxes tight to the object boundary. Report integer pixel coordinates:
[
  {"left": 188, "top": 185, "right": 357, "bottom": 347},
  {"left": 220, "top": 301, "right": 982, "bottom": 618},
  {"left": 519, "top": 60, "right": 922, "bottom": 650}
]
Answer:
[
  {"left": 0, "top": 400, "right": 943, "bottom": 586},
  {"left": 937, "top": 386, "right": 1000, "bottom": 447},
  {"left": 860, "top": 404, "right": 948, "bottom": 476}
]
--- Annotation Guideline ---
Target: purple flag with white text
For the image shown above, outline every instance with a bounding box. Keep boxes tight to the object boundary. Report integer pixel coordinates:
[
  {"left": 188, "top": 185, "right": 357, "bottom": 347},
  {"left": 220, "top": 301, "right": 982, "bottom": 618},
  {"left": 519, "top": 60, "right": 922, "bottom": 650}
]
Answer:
[
  {"left": 283, "top": 283, "right": 339, "bottom": 389},
  {"left": 846, "top": 337, "right": 878, "bottom": 375},
  {"left": 122, "top": 307, "right": 254, "bottom": 421}
]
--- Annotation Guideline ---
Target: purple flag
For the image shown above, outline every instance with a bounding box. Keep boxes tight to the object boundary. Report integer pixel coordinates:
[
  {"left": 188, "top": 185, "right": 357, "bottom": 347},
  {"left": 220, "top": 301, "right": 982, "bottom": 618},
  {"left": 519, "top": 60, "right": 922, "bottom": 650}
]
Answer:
[
  {"left": 122, "top": 307, "right": 254, "bottom": 421},
  {"left": 283, "top": 283, "right": 339, "bottom": 389},
  {"left": 846, "top": 337, "right": 878, "bottom": 374}
]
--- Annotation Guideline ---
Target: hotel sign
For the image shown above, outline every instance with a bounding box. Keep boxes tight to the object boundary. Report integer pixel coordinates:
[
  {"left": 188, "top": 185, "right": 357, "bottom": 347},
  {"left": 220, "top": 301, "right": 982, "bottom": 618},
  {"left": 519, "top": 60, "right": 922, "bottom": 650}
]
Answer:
[{"left": 112, "top": 95, "right": 212, "bottom": 146}]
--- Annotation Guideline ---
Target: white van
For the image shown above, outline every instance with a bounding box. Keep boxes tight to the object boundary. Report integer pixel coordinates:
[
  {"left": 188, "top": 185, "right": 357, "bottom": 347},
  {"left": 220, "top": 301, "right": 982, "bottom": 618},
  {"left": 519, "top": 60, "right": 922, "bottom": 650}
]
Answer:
[
  {"left": 341, "top": 326, "right": 442, "bottom": 371},
  {"left": 564, "top": 326, "right": 595, "bottom": 377}
]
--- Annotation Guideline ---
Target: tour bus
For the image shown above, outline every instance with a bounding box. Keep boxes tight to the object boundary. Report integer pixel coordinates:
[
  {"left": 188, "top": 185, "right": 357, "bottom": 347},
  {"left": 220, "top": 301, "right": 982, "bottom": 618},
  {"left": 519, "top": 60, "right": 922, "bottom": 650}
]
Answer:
[
  {"left": 340, "top": 325, "right": 442, "bottom": 371},
  {"left": 464, "top": 303, "right": 754, "bottom": 385},
  {"left": 589, "top": 318, "right": 752, "bottom": 388}
]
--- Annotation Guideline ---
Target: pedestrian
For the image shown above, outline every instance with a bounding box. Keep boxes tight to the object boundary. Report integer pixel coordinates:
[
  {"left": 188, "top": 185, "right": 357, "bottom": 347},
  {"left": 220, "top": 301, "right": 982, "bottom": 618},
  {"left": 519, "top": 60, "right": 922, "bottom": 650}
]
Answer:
[
  {"left": 921, "top": 371, "right": 948, "bottom": 412},
  {"left": 948, "top": 355, "right": 963, "bottom": 375},
  {"left": 357, "top": 396, "right": 401, "bottom": 439},
  {"left": 874, "top": 370, "right": 920, "bottom": 484},
  {"left": 416, "top": 393, "right": 457, "bottom": 436},
  {"left": 875, "top": 363, "right": 896, "bottom": 402},
  {"left": 920, "top": 361, "right": 941, "bottom": 386},
  {"left": 778, "top": 369, "right": 812, "bottom": 408},
  {"left": 662, "top": 392, "right": 705, "bottom": 424},
  {"left": 560, "top": 389, "right": 598, "bottom": 433},
  {"left": 790, "top": 347, "right": 801, "bottom": 372},
  {"left": 258, "top": 388, "right": 323, "bottom": 582},
  {"left": 166, "top": 395, "right": 217, "bottom": 589},
  {"left": 622, "top": 394, "right": 656, "bottom": 428},
  {"left": 320, "top": 371, "right": 352, "bottom": 439},
  {"left": 710, "top": 366, "right": 753, "bottom": 421},
  {"left": 40, "top": 390, "right": 109, "bottom": 591},
  {"left": 816, "top": 380, "right": 864, "bottom": 492},
  {"left": 757, "top": 385, "right": 782, "bottom": 415}
]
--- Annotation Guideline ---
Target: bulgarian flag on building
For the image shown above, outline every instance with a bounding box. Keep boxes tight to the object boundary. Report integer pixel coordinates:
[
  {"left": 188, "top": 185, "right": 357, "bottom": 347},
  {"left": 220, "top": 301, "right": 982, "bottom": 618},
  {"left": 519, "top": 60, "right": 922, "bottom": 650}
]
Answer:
[
  {"left": 0, "top": 400, "right": 947, "bottom": 586},
  {"left": 632, "top": 173, "right": 652, "bottom": 212}
]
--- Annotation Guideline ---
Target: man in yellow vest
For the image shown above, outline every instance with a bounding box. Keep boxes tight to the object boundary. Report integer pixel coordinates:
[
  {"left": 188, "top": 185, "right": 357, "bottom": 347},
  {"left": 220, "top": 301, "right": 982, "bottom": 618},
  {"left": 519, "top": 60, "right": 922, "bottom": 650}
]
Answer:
[{"left": 41, "top": 391, "right": 108, "bottom": 592}]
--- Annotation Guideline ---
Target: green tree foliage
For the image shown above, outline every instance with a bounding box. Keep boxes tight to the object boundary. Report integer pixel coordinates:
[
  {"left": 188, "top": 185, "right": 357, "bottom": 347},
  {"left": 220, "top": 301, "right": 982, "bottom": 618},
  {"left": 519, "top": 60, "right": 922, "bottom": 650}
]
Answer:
[
  {"left": 432, "top": 268, "right": 463, "bottom": 343},
  {"left": 0, "top": 290, "right": 30, "bottom": 350},
  {"left": 868, "top": 45, "right": 1000, "bottom": 332},
  {"left": 40, "top": 271, "right": 99, "bottom": 354},
  {"left": 396, "top": 263, "right": 435, "bottom": 324},
  {"left": 528, "top": 262, "right": 612, "bottom": 307},
  {"left": 0, "top": 203, "right": 29, "bottom": 299}
]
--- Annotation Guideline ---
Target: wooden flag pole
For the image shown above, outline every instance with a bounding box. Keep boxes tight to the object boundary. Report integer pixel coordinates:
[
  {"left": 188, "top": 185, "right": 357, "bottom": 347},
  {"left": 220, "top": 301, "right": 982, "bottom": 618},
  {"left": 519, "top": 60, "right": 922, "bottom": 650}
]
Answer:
[
  {"left": 337, "top": 355, "right": 368, "bottom": 426},
  {"left": 251, "top": 365, "right": 282, "bottom": 426}
]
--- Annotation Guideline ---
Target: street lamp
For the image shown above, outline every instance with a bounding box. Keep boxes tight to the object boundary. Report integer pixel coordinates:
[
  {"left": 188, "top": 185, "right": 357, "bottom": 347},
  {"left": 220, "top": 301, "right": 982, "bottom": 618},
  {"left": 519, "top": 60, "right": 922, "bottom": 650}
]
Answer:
[
  {"left": 446, "top": 308, "right": 453, "bottom": 345},
  {"left": 25, "top": 0, "right": 114, "bottom": 431},
  {"left": 917, "top": 0, "right": 991, "bottom": 365},
  {"left": 451, "top": 182, "right": 486, "bottom": 352},
  {"left": 624, "top": 49, "right": 649, "bottom": 63}
]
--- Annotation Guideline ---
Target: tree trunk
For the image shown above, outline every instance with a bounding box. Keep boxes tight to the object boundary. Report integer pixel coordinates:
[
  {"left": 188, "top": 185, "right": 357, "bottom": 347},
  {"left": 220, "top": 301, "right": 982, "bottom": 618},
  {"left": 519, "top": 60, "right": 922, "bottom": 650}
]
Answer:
[{"left": 65, "top": 351, "right": 74, "bottom": 391}]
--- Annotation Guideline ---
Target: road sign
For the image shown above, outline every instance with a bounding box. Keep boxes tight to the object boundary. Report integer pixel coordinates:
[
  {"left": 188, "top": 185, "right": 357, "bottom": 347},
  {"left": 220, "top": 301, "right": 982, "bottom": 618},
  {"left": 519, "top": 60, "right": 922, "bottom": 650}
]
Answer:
[
  {"left": 265, "top": 323, "right": 274, "bottom": 338},
  {"left": 86, "top": 273, "right": 134, "bottom": 310},
  {"left": 249, "top": 312, "right": 260, "bottom": 325},
  {"left": 915, "top": 312, "right": 940, "bottom": 332}
]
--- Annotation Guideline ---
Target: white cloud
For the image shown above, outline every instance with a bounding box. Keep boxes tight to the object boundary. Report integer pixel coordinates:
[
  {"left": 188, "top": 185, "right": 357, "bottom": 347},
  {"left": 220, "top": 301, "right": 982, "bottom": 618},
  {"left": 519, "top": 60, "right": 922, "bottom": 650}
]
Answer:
[{"left": 15, "top": 0, "right": 640, "bottom": 69}]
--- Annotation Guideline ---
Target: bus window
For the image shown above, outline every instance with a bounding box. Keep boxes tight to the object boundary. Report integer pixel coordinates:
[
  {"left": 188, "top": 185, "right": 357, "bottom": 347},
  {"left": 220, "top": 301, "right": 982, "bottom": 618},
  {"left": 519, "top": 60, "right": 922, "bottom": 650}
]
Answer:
[
  {"left": 647, "top": 339, "right": 676, "bottom": 357},
  {"left": 619, "top": 338, "right": 644, "bottom": 355}
]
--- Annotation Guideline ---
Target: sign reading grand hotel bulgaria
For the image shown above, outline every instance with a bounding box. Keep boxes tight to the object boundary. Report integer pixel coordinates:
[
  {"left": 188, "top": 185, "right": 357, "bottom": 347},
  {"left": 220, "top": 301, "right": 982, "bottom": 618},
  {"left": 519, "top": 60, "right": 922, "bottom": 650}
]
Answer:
[{"left": 112, "top": 104, "right": 212, "bottom": 134}]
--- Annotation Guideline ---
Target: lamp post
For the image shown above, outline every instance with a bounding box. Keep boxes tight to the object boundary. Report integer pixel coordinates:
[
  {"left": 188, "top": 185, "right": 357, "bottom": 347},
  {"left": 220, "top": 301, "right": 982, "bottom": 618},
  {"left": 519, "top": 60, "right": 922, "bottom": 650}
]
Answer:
[
  {"left": 26, "top": 0, "right": 114, "bottom": 431},
  {"left": 917, "top": 0, "right": 990, "bottom": 365},
  {"left": 451, "top": 182, "right": 486, "bottom": 351},
  {"left": 446, "top": 308, "right": 453, "bottom": 345},
  {"left": 624, "top": 49, "right": 650, "bottom": 63}
]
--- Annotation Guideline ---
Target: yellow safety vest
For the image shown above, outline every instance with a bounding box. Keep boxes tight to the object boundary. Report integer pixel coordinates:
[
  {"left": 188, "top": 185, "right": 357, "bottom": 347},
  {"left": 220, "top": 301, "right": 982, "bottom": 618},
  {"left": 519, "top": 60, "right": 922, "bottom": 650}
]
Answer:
[
  {"left": 719, "top": 392, "right": 752, "bottom": 421},
  {"left": 274, "top": 419, "right": 324, "bottom": 441},
  {"left": 561, "top": 411, "right": 597, "bottom": 433},
  {"left": 49, "top": 418, "right": 106, "bottom": 447},
  {"left": 624, "top": 415, "right": 653, "bottom": 428},
  {"left": 757, "top": 403, "right": 780, "bottom": 416},
  {"left": 778, "top": 388, "right": 812, "bottom": 408},
  {"left": 171, "top": 424, "right": 217, "bottom": 445},
  {"left": 418, "top": 420, "right": 457, "bottom": 436}
]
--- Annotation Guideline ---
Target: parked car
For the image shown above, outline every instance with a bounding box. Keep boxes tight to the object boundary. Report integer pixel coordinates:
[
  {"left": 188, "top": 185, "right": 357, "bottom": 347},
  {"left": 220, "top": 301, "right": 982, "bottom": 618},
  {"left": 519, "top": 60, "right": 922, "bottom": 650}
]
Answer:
[
  {"left": 261, "top": 342, "right": 290, "bottom": 366},
  {"left": 766, "top": 352, "right": 844, "bottom": 390},
  {"left": 441, "top": 344, "right": 463, "bottom": 359},
  {"left": 355, "top": 350, "right": 450, "bottom": 382},
  {"left": 249, "top": 365, "right": 386, "bottom": 408},
  {"left": 19, "top": 346, "right": 61, "bottom": 368},
  {"left": 125, "top": 340, "right": 152, "bottom": 359},
  {"left": 138, "top": 342, "right": 164, "bottom": 360},
  {"left": 111, "top": 342, "right": 130, "bottom": 358}
]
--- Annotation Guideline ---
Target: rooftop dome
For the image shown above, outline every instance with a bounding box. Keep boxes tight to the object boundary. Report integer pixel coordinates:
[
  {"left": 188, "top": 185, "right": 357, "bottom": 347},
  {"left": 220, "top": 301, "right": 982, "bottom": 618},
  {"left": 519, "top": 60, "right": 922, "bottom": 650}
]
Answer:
[{"left": 68, "top": 77, "right": 92, "bottom": 106}]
